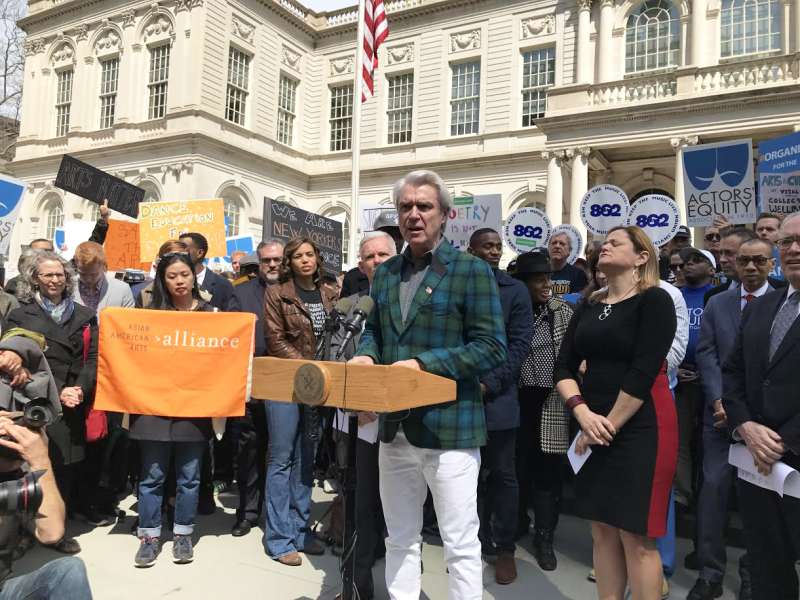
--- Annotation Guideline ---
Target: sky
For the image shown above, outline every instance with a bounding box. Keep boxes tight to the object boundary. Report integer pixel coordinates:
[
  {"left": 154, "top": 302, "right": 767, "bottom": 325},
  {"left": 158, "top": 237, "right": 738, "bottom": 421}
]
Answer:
[{"left": 303, "top": 0, "right": 357, "bottom": 11}]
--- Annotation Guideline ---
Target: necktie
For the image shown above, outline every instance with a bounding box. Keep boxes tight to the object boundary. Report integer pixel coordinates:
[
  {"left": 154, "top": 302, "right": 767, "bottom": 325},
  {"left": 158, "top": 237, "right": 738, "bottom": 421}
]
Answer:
[
  {"left": 744, "top": 294, "right": 754, "bottom": 304},
  {"left": 769, "top": 290, "right": 800, "bottom": 360}
]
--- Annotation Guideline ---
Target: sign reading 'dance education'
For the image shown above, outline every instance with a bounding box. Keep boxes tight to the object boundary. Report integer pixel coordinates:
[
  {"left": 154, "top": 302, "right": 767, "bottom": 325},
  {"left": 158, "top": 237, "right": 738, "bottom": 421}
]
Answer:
[
  {"left": 446, "top": 195, "right": 502, "bottom": 251},
  {"left": 138, "top": 199, "right": 227, "bottom": 262},
  {"left": 580, "top": 185, "right": 630, "bottom": 236},
  {"left": 683, "top": 139, "right": 757, "bottom": 226},
  {"left": 264, "top": 198, "right": 343, "bottom": 272},
  {"left": 55, "top": 155, "right": 144, "bottom": 218},
  {"left": 758, "top": 131, "right": 800, "bottom": 216}
]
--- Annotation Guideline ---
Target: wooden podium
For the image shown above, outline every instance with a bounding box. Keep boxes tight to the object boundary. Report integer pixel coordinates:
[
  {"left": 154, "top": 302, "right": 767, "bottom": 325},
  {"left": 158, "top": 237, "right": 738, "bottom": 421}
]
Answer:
[{"left": 251, "top": 356, "right": 457, "bottom": 411}]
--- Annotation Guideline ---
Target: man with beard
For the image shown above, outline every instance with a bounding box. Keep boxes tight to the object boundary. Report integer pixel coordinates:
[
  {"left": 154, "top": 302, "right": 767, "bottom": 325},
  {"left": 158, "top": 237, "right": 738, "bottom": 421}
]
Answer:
[{"left": 548, "top": 232, "right": 586, "bottom": 297}]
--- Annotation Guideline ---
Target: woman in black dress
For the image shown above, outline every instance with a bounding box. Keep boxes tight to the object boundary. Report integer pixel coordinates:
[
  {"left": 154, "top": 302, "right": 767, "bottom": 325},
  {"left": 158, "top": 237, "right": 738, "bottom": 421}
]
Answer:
[{"left": 555, "top": 226, "right": 677, "bottom": 600}]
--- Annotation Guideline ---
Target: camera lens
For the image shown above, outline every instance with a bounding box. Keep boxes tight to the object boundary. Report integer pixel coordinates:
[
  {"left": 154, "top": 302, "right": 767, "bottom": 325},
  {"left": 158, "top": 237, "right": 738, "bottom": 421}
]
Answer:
[
  {"left": 0, "top": 471, "right": 44, "bottom": 516},
  {"left": 22, "top": 401, "right": 55, "bottom": 429}
]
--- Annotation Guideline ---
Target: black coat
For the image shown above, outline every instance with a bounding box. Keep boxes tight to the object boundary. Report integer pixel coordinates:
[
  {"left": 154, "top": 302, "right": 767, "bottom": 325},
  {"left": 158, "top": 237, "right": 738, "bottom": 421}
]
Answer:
[
  {"left": 5, "top": 301, "right": 98, "bottom": 466},
  {"left": 200, "top": 269, "right": 234, "bottom": 311},
  {"left": 228, "top": 277, "right": 268, "bottom": 357}
]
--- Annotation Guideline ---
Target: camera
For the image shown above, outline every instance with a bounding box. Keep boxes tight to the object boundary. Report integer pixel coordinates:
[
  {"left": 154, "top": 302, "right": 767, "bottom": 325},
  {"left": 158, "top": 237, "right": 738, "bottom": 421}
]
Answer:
[
  {"left": 0, "top": 470, "right": 44, "bottom": 517},
  {"left": 0, "top": 399, "right": 59, "bottom": 462}
]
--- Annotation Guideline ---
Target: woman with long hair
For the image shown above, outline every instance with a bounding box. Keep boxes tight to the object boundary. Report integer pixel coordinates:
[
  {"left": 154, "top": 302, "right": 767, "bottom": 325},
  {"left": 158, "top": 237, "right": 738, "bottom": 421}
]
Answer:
[
  {"left": 555, "top": 226, "right": 678, "bottom": 600},
  {"left": 129, "top": 252, "right": 214, "bottom": 568},
  {"left": 263, "top": 237, "right": 337, "bottom": 566}
]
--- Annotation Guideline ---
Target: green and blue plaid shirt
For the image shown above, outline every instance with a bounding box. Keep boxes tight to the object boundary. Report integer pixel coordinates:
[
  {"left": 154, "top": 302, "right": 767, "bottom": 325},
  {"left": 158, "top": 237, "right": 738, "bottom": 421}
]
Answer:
[{"left": 356, "top": 238, "right": 507, "bottom": 449}]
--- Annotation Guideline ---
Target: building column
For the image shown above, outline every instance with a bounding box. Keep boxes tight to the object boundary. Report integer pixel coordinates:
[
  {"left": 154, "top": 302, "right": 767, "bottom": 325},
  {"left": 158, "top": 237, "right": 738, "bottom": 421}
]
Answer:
[
  {"left": 577, "top": 0, "right": 593, "bottom": 84},
  {"left": 691, "top": 0, "right": 707, "bottom": 66},
  {"left": 597, "top": 0, "right": 615, "bottom": 83},
  {"left": 795, "top": 0, "right": 800, "bottom": 52},
  {"left": 543, "top": 151, "right": 564, "bottom": 224},
  {"left": 568, "top": 146, "right": 591, "bottom": 242},
  {"left": 783, "top": 0, "right": 793, "bottom": 54},
  {"left": 671, "top": 135, "right": 698, "bottom": 228}
]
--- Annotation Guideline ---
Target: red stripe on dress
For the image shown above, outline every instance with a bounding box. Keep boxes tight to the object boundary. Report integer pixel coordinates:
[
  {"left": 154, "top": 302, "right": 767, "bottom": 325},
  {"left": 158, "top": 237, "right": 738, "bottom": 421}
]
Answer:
[{"left": 646, "top": 364, "right": 679, "bottom": 537}]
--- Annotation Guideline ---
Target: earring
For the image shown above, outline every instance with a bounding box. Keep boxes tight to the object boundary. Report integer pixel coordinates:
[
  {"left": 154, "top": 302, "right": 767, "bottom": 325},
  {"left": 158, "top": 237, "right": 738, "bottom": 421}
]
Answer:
[{"left": 632, "top": 268, "right": 641, "bottom": 284}]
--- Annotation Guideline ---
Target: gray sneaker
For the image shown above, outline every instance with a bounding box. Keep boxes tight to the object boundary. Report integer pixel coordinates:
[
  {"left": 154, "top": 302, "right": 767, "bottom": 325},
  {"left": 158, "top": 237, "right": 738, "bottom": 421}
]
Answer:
[
  {"left": 134, "top": 537, "right": 160, "bottom": 568},
  {"left": 172, "top": 534, "right": 194, "bottom": 564}
]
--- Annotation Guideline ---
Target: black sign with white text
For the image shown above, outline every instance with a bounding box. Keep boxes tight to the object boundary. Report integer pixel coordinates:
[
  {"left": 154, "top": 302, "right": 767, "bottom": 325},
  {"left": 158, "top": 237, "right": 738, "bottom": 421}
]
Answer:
[{"left": 55, "top": 155, "right": 144, "bottom": 218}]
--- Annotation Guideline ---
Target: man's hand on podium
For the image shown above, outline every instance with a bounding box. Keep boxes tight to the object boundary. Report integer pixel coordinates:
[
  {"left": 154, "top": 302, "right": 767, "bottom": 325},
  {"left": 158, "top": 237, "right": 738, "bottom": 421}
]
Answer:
[
  {"left": 392, "top": 359, "right": 421, "bottom": 371},
  {"left": 348, "top": 356, "right": 375, "bottom": 366}
]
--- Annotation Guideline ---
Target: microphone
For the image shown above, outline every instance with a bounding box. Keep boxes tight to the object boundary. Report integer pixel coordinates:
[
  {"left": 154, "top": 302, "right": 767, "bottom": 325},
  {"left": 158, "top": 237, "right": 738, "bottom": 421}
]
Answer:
[
  {"left": 332, "top": 296, "right": 356, "bottom": 322},
  {"left": 335, "top": 295, "right": 375, "bottom": 359}
]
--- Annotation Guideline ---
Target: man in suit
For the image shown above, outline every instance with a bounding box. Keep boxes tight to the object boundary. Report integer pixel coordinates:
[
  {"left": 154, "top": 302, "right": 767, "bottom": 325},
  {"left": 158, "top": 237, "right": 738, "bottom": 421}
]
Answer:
[
  {"left": 723, "top": 212, "right": 800, "bottom": 600},
  {"left": 227, "top": 241, "right": 283, "bottom": 537},
  {"left": 350, "top": 170, "right": 507, "bottom": 599},
  {"left": 179, "top": 232, "right": 234, "bottom": 311},
  {"left": 691, "top": 238, "right": 776, "bottom": 599},
  {"left": 71, "top": 242, "right": 135, "bottom": 313}
]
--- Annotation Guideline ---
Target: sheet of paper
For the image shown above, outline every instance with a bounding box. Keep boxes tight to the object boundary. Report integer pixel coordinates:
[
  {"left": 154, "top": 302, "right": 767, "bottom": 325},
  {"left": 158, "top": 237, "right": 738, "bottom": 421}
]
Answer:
[
  {"left": 333, "top": 409, "right": 379, "bottom": 445},
  {"left": 567, "top": 434, "right": 592, "bottom": 474},
  {"left": 728, "top": 443, "right": 800, "bottom": 499}
]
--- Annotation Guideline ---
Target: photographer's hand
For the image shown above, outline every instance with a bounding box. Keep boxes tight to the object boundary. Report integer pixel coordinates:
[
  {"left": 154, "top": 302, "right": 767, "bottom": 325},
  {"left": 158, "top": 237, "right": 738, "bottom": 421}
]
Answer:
[
  {"left": 0, "top": 351, "right": 23, "bottom": 377},
  {"left": 10, "top": 368, "right": 31, "bottom": 388},
  {"left": 0, "top": 415, "right": 50, "bottom": 470}
]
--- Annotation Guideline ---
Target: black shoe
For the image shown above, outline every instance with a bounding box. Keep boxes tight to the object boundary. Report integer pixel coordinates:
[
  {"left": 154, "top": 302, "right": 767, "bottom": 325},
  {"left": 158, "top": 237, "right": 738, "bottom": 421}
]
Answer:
[
  {"left": 738, "top": 555, "right": 753, "bottom": 600},
  {"left": 231, "top": 520, "right": 252, "bottom": 537},
  {"left": 134, "top": 536, "right": 160, "bottom": 568},
  {"left": 687, "top": 579, "right": 723, "bottom": 600},
  {"left": 302, "top": 537, "right": 325, "bottom": 556},
  {"left": 84, "top": 508, "right": 115, "bottom": 527},
  {"left": 45, "top": 537, "right": 81, "bottom": 554},
  {"left": 684, "top": 550, "right": 700, "bottom": 571},
  {"left": 197, "top": 490, "right": 216, "bottom": 515},
  {"left": 532, "top": 529, "right": 557, "bottom": 571},
  {"left": 172, "top": 534, "right": 194, "bottom": 564}
]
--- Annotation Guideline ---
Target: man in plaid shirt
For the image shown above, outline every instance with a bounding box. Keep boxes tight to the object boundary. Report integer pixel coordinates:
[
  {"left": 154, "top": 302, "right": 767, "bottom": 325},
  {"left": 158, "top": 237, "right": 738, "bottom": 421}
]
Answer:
[{"left": 350, "top": 170, "right": 507, "bottom": 599}]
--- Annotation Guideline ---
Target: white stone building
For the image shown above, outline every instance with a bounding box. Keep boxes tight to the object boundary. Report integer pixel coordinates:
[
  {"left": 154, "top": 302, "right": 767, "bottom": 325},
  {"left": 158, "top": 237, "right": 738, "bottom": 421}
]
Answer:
[{"left": 8, "top": 0, "right": 800, "bottom": 271}]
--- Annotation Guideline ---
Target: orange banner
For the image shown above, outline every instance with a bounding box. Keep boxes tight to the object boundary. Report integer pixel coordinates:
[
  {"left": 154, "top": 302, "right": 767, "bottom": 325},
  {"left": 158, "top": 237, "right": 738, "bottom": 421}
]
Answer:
[
  {"left": 104, "top": 220, "right": 150, "bottom": 272},
  {"left": 95, "top": 308, "right": 255, "bottom": 418}
]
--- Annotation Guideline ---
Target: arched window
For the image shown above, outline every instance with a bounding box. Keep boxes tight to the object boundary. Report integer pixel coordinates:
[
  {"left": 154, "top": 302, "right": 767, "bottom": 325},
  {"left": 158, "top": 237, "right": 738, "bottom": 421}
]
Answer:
[
  {"left": 138, "top": 180, "right": 161, "bottom": 203},
  {"left": 44, "top": 198, "right": 64, "bottom": 242},
  {"left": 625, "top": 0, "right": 680, "bottom": 74},
  {"left": 516, "top": 191, "right": 546, "bottom": 212},
  {"left": 323, "top": 208, "right": 351, "bottom": 267},
  {"left": 721, "top": 0, "right": 781, "bottom": 58},
  {"left": 224, "top": 199, "right": 241, "bottom": 237},
  {"left": 630, "top": 188, "right": 673, "bottom": 203}
]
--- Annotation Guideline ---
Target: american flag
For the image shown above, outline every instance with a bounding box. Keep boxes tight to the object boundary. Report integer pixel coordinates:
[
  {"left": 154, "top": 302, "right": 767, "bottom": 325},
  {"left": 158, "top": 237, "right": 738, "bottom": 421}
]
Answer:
[{"left": 361, "top": 0, "right": 389, "bottom": 102}]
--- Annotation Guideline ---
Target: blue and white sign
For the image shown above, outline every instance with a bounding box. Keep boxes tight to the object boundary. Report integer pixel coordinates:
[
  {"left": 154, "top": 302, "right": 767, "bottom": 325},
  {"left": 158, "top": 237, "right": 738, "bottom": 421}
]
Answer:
[
  {"left": 0, "top": 174, "right": 26, "bottom": 256},
  {"left": 551, "top": 224, "right": 584, "bottom": 264},
  {"left": 683, "top": 138, "right": 757, "bottom": 227},
  {"left": 503, "top": 207, "right": 552, "bottom": 254},
  {"left": 758, "top": 132, "right": 800, "bottom": 216},
  {"left": 580, "top": 185, "right": 629, "bottom": 236},
  {"left": 626, "top": 194, "right": 681, "bottom": 247},
  {"left": 225, "top": 235, "right": 255, "bottom": 256}
]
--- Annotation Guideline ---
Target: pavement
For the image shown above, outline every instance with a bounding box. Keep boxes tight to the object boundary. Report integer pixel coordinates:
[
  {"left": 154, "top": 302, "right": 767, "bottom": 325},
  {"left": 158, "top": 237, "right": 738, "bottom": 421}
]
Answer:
[{"left": 13, "top": 487, "right": 747, "bottom": 600}]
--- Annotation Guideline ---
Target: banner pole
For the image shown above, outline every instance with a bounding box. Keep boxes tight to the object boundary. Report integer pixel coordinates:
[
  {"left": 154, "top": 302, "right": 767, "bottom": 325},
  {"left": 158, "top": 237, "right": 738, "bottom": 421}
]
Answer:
[{"left": 350, "top": 0, "right": 366, "bottom": 271}]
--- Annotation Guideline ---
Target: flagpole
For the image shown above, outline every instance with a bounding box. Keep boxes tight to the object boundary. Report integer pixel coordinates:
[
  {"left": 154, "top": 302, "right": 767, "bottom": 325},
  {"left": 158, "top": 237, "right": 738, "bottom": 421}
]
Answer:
[{"left": 350, "top": 0, "right": 366, "bottom": 271}]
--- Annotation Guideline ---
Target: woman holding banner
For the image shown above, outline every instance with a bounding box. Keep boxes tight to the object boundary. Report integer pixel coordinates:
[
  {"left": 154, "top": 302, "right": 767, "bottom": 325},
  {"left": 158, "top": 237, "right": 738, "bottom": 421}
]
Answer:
[
  {"left": 263, "top": 237, "right": 337, "bottom": 566},
  {"left": 128, "top": 252, "right": 214, "bottom": 568}
]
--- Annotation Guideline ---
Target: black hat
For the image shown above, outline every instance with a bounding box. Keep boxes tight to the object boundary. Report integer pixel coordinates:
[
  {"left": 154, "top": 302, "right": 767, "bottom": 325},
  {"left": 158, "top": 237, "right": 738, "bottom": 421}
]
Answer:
[
  {"left": 512, "top": 251, "right": 552, "bottom": 279},
  {"left": 674, "top": 225, "right": 691, "bottom": 239}
]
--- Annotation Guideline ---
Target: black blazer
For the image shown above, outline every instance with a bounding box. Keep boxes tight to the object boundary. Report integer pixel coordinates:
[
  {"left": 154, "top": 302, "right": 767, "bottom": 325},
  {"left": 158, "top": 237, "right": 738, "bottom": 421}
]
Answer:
[
  {"left": 200, "top": 268, "right": 234, "bottom": 311},
  {"left": 229, "top": 277, "right": 268, "bottom": 357},
  {"left": 722, "top": 287, "right": 800, "bottom": 469}
]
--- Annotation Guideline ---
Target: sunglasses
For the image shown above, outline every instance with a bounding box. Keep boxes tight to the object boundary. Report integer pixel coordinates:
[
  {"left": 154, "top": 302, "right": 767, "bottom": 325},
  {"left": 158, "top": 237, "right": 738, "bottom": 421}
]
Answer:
[
  {"left": 259, "top": 257, "right": 282, "bottom": 265},
  {"left": 735, "top": 255, "right": 771, "bottom": 267},
  {"left": 776, "top": 235, "right": 800, "bottom": 250},
  {"left": 704, "top": 233, "right": 721, "bottom": 242},
  {"left": 669, "top": 263, "right": 685, "bottom": 271}
]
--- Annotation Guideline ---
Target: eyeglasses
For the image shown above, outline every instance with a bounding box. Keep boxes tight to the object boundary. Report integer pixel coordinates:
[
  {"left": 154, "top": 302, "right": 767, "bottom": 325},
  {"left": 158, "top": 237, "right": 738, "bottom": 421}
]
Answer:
[
  {"left": 776, "top": 235, "right": 800, "bottom": 250},
  {"left": 669, "top": 263, "right": 685, "bottom": 272},
  {"left": 704, "top": 233, "right": 721, "bottom": 242},
  {"left": 37, "top": 272, "right": 66, "bottom": 280},
  {"left": 735, "top": 255, "right": 771, "bottom": 267},
  {"left": 259, "top": 257, "right": 282, "bottom": 265}
]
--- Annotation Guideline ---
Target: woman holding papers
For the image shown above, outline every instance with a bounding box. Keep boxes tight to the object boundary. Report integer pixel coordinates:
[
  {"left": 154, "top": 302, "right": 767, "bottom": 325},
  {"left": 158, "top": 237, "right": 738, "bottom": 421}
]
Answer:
[
  {"left": 128, "top": 252, "right": 214, "bottom": 568},
  {"left": 263, "top": 237, "right": 337, "bottom": 566},
  {"left": 555, "top": 226, "right": 677, "bottom": 600}
]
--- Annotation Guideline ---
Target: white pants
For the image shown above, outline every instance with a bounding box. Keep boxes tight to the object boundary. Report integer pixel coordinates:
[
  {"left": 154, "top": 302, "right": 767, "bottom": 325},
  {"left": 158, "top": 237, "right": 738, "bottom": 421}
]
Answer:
[{"left": 379, "top": 432, "right": 483, "bottom": 600}]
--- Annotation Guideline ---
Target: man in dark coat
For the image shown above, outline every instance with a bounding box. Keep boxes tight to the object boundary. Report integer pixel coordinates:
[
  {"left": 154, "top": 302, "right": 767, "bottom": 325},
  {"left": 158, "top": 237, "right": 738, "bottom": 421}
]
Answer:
[{"left": 468, "top": 228, "right": 533, "bottom": 584}]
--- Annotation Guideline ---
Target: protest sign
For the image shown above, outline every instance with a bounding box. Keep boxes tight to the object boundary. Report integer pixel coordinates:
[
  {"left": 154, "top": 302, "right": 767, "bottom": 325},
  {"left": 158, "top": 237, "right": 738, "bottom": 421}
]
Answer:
[
  {"left": 95, "top": 308, "right": 255, "bottom": 417},
  {"left": 683, "top": 139, "right": 757, "bottom": 226},
  {"left": 226, "top": 235, "right": 255, "bottom": 256},
  {"left": 0, "top": 174, "right": 26, "bottom": 256},
  {"left": 758, "top": 132, "right": 800, "bottom": 216},
  {"left": 104, "top": 220, "right": 150, "bottom": 272},
  {"left": 138, "top": 199, "right": 226, "bottom": 262},
  {"left": 55, "top": 155, "right": 143, "bottom": 218},
  {"left": 626, "top": 194, "right": 681, "bottom": 247},
  {"left": 263, "top": 198, "right": 343, "bottom": 272},
  {"left": 503, "top": 207, "right": 552, "bottom": 254},
  {"left": 580, "top": 185, "right": 630, "bottom": 236},
  {"left": 551, "top": 224, "right": 584, "bottom": 264},
  {"left": 53, "top": 221, "right": 96, "bottom": 260},
  {"left": 446, "top": 194, "right": 502, "bottom": 251}
]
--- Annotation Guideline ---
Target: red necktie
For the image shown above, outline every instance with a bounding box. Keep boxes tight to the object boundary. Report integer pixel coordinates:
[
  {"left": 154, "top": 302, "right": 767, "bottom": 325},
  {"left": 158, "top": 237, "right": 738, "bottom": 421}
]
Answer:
[{"left": 744, "top": 294, "right": 755, "bottom": 304}]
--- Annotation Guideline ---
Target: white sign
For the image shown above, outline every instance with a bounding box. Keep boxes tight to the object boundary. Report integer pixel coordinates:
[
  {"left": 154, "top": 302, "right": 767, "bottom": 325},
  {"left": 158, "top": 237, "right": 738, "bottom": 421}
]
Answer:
[
  {"left": 626, "top": 195, "right": 681, "bottom": 247},
  {"left": 447, "top": 194, "right": 502, "bottom": 251},
  {"left": 580, "top": 185, "right": 630, "bottom": 236},
  {"left": 54, "top": 221, "right": 97, "bottom": 260},
  {"left": 0, "top": 174, "right": 27, "bottom": 257},
  {"left": 551, "top": 224, "right": 584, "bottom": 264},
  {"left": 503, "top": 207, "right": 552, "bottom": 254},
  {"left": 729, "top": 443, "right": 800, "bottom": 499},
  {"left": 683, "top": 138, "right": 757, "bottom": 227}
]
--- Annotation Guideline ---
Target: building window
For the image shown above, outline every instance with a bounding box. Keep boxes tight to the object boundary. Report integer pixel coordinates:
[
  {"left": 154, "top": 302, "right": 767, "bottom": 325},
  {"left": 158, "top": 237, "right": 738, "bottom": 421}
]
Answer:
[
  {"left": 226, "top": 47, "right": 251, "bottom": 126},
  {"left": 45, "top": 201, "right": 64, "bottom": 242},
  {"left": 387, "top": 73, "right": 413, "bottom": 144},
  {"left": 223, "top": 199, "right": 241, "bottom": 237},
  {"left": 521, "top": 48, "right": 555, "bottom": 126},
  {"left": 329, "top": 85, "right": 354, "bottom": 152},
  {"left": 55, "top": 70, "right": 73, "bottom": 137},
  {"left": 277, "top": 75, "right": 298, "bottom": 146},
  {"left": 625, "top": 0, "right": 680, "bottom": 74},
  {"left": 721, "top": 0, "right": 781, "bottom": 57},
  {"left": 450, "top": 61, "right": 480, "bottom": 136},
  {"left": 147, "top": 45, "right": 170, "bottom": 120},
  {"left": 99, "top": 58, "right": 119, "bottom": 129}
]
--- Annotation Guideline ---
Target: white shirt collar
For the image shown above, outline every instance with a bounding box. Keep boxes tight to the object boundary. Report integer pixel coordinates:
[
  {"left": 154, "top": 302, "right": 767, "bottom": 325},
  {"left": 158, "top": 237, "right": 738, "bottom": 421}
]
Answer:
[
  {"left": 740, "top": 280, "right": 770, "bottom": 299},
  {"left": 196, "top": 265, "right": 207, "bottom": 286}
]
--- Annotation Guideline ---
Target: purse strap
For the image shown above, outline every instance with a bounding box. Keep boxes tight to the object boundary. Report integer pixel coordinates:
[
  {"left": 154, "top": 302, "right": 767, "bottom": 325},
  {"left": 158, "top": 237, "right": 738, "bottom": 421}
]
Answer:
[{"left": 81, "top": 325, "right": 90, "bottom": 365}]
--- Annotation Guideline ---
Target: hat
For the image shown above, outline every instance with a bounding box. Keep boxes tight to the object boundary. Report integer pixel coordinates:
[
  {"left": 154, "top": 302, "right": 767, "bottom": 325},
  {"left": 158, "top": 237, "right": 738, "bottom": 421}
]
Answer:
[
  {"left": 512, "top": 251, "right": 552, "bottom": 279},
  {"left": 674, "top": 225, "right": 691, "bottom": 239},
  {"left": 679, "top": 247, "right": 717, "bottom": 270},
  {"left": 372, "top": 211, "right": 399, "bottom": 230},
  {"left": 238, "top": 252, "right": 259, "bottom": 267}
]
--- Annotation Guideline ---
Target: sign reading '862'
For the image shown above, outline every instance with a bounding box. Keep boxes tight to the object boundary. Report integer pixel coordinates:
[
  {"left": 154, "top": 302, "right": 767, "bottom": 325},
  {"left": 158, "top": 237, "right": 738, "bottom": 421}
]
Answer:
[
  {"left": 580, "top": 185, "right": 630, "bottom": 236},
  {"left": 503, "top": 207, "right": 552, "bottom": 254}
]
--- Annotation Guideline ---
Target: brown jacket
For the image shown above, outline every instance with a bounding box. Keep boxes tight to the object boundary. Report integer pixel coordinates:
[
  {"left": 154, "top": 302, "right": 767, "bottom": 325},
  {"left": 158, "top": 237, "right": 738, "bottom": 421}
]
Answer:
[{"left": 264, "top": 279, "right": 336, "bottom": 359}]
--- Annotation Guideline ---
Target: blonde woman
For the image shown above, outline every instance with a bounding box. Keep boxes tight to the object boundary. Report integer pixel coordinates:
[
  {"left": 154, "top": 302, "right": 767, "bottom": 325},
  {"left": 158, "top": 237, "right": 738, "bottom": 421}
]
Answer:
[{"left": 555, "top": 226, "right": 677, "bottom": 600}]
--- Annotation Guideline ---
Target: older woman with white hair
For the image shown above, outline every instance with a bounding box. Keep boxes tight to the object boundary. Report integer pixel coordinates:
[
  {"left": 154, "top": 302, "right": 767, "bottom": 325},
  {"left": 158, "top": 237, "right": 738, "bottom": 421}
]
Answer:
[{"left": 5, "top": 251, "right": 98, "bottom": 555}]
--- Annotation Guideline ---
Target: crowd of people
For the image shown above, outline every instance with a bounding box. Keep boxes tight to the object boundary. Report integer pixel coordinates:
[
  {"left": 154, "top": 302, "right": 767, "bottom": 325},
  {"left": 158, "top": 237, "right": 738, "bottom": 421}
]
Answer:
[{"left": 0, "top": 170, "right": 798, "bottom": 600}]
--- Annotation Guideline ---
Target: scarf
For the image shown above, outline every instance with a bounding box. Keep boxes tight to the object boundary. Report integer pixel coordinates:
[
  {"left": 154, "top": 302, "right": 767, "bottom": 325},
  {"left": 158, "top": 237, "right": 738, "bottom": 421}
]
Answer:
[{"left": 35, "top": 292, "right": 76, "bottom": 325}]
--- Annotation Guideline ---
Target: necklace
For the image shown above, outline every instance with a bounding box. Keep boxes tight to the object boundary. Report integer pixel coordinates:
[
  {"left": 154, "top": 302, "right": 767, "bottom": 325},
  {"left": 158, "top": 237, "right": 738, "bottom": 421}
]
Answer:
[{"left": 598, "top": 283, "right": 639, "bottom": 321}]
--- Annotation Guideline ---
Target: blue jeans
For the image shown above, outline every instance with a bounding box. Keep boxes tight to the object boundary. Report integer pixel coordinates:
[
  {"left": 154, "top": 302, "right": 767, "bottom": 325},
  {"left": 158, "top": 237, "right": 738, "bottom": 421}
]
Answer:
[
  {"left": 137, "top": 440, "right": 206, "bottom": 538},
  {"left": 263, "top": 401, "right": 316, "bottom": 559},
  {"left": 1, "top": 557, "right": 92, "bottom": 599}
]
